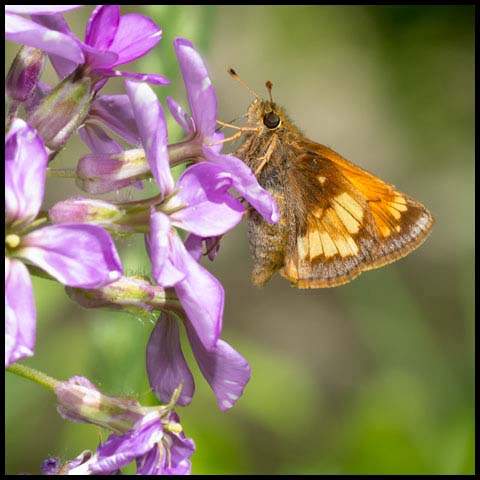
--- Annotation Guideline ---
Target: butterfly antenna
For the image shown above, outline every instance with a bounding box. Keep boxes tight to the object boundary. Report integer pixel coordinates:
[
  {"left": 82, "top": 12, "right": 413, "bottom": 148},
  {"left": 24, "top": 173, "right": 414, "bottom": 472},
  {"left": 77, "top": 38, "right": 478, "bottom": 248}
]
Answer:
[
  {"left": 266, "top": 80, "right": 274, "bottom": 104},
  {"left": 228, "top": 68, "right": 262, "bottom": 100}
]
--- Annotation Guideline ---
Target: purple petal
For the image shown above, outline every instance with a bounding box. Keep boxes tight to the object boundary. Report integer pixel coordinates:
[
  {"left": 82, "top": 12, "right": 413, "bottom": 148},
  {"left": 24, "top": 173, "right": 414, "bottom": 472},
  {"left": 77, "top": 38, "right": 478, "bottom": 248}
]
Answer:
[
  {"left": 186, "top": 324, "right": 251, "bottom": 412},
  {"left": 89, "top": 94, "right": 141, "bottom": 146},
  {"left": 184, "top": 233, "right": 203, "bottom": 262},
  {"left": 170, "top": 163, "right": 245, "bottom": 237},
  {"left": 5, "top": 5, "right": 84, "bottom": 14},
  {"left": 5, "top": 259, "right": 36, "bottom": 366},
  {"left": 137, "top": 425, "right": 194, "bottom": 475},
  {"left": 98, "top": 68, "right": 170, "bottom": 86},
  {"left": 20, "top": 224, "right": 122, "bottom": 288},
  {"left": 107, "top": 13, "right": 162, "bottom": 66},
  {"left": 5, "top": 13, "right": 84, "bottom": 64},
  {"left": 85, "top": 5, "right": 119, "bottom": 50},
  {"left": 203, "top": 145, "right": 280, "bottom": 224},
  {"left": 77, "top": 123, "right": 123, "bottom": 154},
  {"left": 169, "top": 233, "right": 224, "bottom": 351},
  {"left": 174, "top": 37, "right": 217, "bottom": 139},
  {"left": 30, "top": 13, "right": 81, "bottom": 79},
  {"left": 47, "top": 52, "right": 79, "bottom": 80},
  {"left": 5, "top": 118, "right": 48, "bottom": 224},
  {"left": 125, "top": 80, "right": 174, "bottom": 197},
  {"left": 146, "top": 314, "right": 195, "bottom": 407},
  {"left": 165, "top": 435, "right": 195, "bottom": 475},
  {"left": 41, "top": 457, "right": 61, "bottom": 475},
  {"left": 148, "top": 211, "right": 185, "bottom": 287},
  {"left": 205, "top": 236, "right": 222, "bottom": 261},
  {"left": 89, "top": 412, "right": 163, "bottom": 474},
  {"left": 79, "top": 43, "right": 119, "bottom": 72},
  {"left": 184, "top": 235, "right": 222, "bottom": 262},
  {"left": 166, "top": 96, "right": 194, "bottom": 136}
]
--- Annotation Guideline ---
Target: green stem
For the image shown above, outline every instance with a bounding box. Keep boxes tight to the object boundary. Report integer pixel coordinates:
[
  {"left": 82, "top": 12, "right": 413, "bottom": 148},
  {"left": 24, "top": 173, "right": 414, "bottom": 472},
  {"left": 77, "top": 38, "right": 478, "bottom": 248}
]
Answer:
[
  {"left": 47, "top": 168, "right": 78, "bottom": 179},
  {"left": 6, "top": 363, "right": 60, "bottom": 392}
]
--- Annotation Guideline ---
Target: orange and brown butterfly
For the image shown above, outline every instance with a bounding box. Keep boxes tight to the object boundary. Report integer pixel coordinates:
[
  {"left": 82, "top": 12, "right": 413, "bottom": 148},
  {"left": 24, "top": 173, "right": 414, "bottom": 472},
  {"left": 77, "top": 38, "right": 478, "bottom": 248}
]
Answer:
[{"left": 220, "top": 69, "right": 434, "bottom": 288}]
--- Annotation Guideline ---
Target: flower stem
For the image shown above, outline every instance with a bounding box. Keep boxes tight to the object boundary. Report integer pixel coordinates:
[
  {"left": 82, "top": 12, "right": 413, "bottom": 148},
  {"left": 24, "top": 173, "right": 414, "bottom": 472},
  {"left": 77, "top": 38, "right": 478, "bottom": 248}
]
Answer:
[
  {"left": 47, "top": 168, "right": 78, "bottom": 179},
  {"left": 6, "top": 363, "right": 60, "bottom": 391}
]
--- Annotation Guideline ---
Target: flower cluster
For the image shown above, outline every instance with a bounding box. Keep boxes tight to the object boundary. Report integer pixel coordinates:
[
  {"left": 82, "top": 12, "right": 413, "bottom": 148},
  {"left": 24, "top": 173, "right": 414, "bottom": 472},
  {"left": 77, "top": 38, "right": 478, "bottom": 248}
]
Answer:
[{"left": 5, "top": 5, "right": 278, "bottom": 475}]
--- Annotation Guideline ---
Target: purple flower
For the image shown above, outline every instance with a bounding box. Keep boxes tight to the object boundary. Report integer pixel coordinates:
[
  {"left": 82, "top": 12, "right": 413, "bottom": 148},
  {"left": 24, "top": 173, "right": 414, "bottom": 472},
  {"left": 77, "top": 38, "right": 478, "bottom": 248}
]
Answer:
[
  {"left": 6, "top": 5, "right": 168, "bottom": 88},
  {"left": 147, "top": 312, "right": 251, "bottom": 412},
  {"left": 89, "top": 411, "right": 194, "bottom": 475},
  {"left": 54, "top": 376, "right": 194, "bottom": 475},
  {"left": 5, "top": 119, "right": 122, "bottom": 366},
  {"left": 125, "top": 79, "right": 245, "bottom": 351},
  {"left": 170, "top": 37, "right": 279, "bottom": 225}
]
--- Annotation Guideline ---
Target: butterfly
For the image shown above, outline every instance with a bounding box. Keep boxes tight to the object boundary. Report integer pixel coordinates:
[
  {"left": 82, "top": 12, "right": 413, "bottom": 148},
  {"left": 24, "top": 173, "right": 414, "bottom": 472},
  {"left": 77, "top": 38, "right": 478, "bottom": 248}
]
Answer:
[{"left": 225, "top": 69, "right": 434, "bottom": 288}]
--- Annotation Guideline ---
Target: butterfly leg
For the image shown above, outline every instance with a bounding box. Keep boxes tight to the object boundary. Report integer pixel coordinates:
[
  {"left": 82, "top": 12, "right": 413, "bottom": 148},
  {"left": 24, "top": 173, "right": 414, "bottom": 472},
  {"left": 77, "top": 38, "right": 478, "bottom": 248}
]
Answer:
[{"left": 254, "top": 134, "right": 278, "bottom": 176}]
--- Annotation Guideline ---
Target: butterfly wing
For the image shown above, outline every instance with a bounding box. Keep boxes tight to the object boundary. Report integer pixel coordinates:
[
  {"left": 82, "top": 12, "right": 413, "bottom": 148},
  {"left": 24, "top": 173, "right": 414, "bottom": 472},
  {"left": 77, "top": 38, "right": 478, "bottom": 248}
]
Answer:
[{"left": 281, "top": 140, "right": 434, "bottom": 288}]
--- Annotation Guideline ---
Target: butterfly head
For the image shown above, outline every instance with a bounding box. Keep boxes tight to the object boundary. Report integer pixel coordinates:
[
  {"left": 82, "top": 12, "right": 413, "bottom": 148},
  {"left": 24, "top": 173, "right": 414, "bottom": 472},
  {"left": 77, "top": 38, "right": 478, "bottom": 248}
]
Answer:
[
  {"left": 246, "top": 97, "right": 288, "bottom": 133},
  {"left": 228, "top": 68, "right": 290, "bottom": 133}
]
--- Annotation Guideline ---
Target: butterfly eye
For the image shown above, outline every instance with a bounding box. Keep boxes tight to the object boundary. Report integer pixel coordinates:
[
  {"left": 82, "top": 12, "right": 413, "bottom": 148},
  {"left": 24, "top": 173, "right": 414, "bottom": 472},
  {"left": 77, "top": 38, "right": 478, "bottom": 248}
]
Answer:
[{"left": 263, "top": 112, "right": 280, "bottom": 129}]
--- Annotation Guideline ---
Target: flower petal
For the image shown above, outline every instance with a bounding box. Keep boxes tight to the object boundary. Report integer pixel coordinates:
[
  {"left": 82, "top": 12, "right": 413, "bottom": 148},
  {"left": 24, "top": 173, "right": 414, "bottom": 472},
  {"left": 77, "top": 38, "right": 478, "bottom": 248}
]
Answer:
[
  {"left": 186, "top": 324, "right": 251, "bottom": 412},
  {"left": 20, "top": 224, "right": 122, "bottom": 288},
  {"left": 203, "top": 145, "right": 280, "bottom": 224},
  {"left": 77, "top": 123, "right": 123, "bottom": 154},
  {"left": 148, "top": 211, "right": 185, "bottom": 287},
  {"left": 5, "top": 13, "right": 84, "bottom": 64},
  {"left": 98, "top": 69, "right": 169, "bottom": 86},
  {"left": 184, "top": 233, "right": 203, "bottom": 262},
  {"left": 137, "top": 422, "right": 194, "bottom": 475},
  {"left": 88, "top": 94, "right": 141, "bottom": 147},
  {"left": 29, "top": 13, "right": 83, "bottom": 78},
  {"left": 5, "top": 258, "right": 36, "bottom": 367},
  {"left": 146, "top": 314, "right": 195, "bottom": 407},
  {"left": 174, "top": 37, "right": 217, "bottom": 139},
  {"left": 169, "top": 233, "right": 224, "bottom": 351},
  {"left": 165, "top": 435, "right": 195, "bottom": 475},
  {"left": 107, "top": 13, "right": 162, "bottom": 67},
  {"left": 125, "top": 80, "right": 174, "bottom": 197},
  {"left": 5, "top": 5, "right": 84, "bottom": 14},
  {"left": 89, "top": 412, "right": 164, "bottom": 474},
  {"left": 5, "top": 118, "right": 48, "bottom": 224},
  {"left": 170, "top": 163, "right": 245, "bottom": 237},
  {"left": 184, "top": 234, "right": 222, "bottom": 262},
  {"left": 85, "top": 5, "right": 119, "bottom": 50},
  {"left": 166, "top": 96, "right": 194, "bottom": 136}
]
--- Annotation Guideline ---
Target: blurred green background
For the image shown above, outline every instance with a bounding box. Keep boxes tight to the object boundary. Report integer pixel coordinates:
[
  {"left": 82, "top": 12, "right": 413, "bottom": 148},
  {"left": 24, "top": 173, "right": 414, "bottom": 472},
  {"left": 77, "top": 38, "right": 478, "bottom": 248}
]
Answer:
[{"left": 5, "top": 6, "right": 474, "bottom": 475}]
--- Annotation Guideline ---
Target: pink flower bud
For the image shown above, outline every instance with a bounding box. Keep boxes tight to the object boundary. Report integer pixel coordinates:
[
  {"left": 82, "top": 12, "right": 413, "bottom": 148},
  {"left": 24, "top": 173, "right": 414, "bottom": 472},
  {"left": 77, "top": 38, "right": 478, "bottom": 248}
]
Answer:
[{"left": 6, "top": 46, "right": 45, "bottom": 103}]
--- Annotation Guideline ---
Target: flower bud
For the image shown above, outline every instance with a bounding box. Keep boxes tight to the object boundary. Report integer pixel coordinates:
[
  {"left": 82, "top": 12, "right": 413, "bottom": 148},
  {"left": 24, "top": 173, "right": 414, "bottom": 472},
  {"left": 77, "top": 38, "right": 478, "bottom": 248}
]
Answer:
[
  {"left": 28, "top": 69, "right": 95, "bottom": 152},
  {"left": 76, "top": 148, "right": 150, "bottom": 194},
  {"left": 55, "top": 376, "right": 145, "bottom": 433},
  {"left": 6, "top": 46, "right": 46, "bottom": 103},
  {"left": 66, "top": 275, "right": 182, "bottom": 316},
  {"left": 49, "top": 197, "right": 126, "bottom": 231}
]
